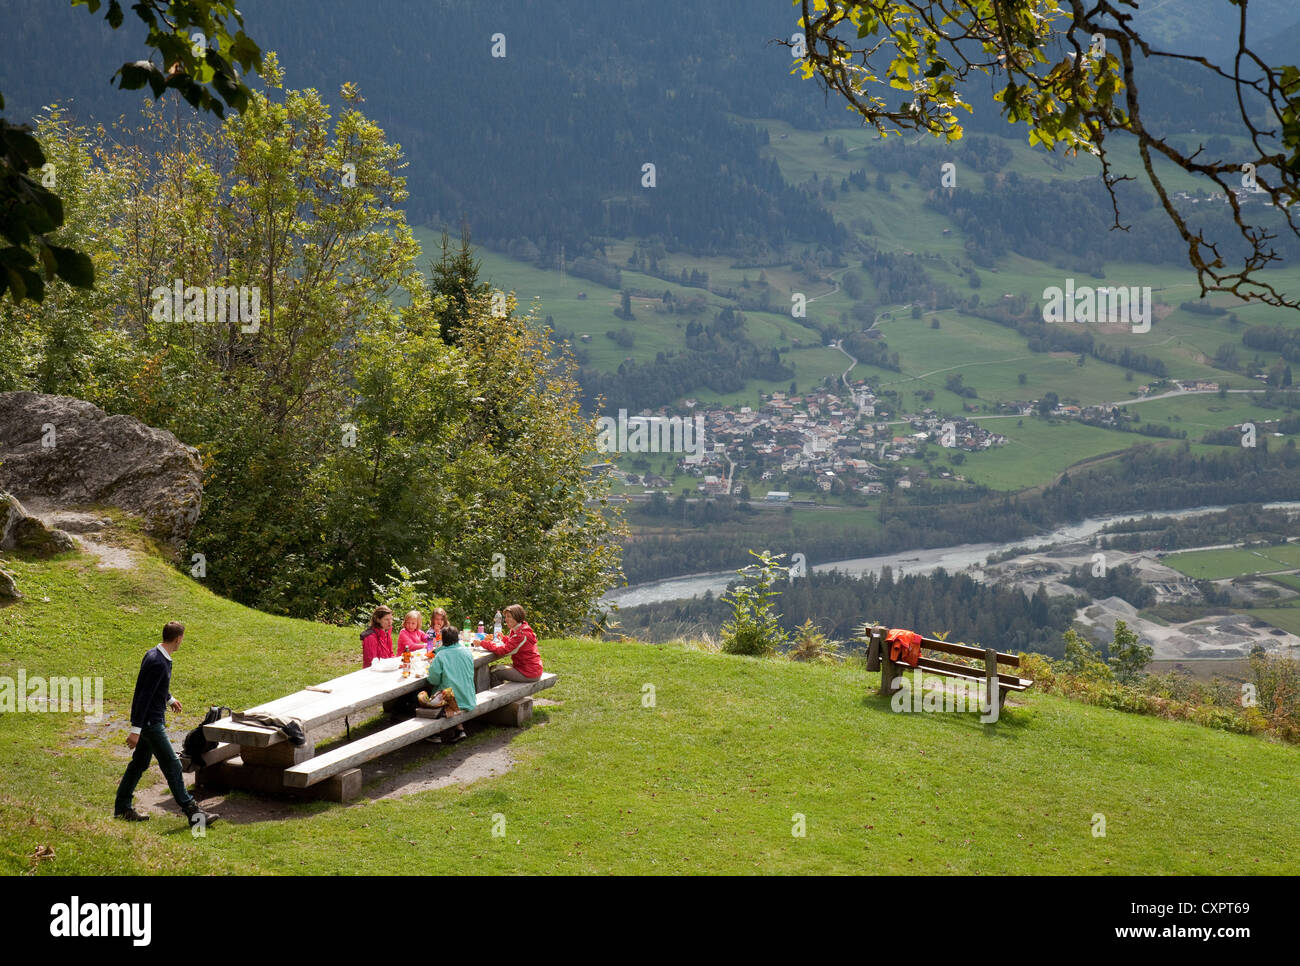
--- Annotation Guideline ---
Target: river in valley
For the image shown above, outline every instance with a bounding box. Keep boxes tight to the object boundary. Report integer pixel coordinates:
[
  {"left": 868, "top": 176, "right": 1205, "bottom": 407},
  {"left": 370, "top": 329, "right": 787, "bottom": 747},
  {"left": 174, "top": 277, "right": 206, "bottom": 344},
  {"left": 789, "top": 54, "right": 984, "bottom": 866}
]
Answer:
[{"left": 603, "top": 502, "right": 1300, "bottom": 609}]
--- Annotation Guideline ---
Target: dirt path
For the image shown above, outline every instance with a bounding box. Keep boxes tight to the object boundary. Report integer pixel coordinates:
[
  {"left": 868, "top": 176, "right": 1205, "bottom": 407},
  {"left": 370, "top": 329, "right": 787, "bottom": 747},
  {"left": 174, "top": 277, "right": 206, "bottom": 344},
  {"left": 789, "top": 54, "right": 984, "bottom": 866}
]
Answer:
[{"left": 22, "top": 501, "right": 139, "bottom": 570}]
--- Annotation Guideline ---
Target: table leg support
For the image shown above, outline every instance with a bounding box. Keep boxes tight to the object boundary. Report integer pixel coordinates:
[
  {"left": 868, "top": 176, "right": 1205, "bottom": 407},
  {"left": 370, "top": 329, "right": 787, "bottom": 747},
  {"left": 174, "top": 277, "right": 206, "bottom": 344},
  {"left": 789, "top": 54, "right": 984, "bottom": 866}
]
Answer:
[{"left": 481, "top": 697, "right": 533, "bottom": 728}]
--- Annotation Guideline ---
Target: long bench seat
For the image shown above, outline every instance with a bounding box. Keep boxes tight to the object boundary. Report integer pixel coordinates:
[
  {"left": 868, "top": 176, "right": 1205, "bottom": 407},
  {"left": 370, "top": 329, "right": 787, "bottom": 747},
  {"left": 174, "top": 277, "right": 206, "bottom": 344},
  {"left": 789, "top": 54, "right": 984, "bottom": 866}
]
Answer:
[{"left": 281, "top": 673, "right": 557, "bottom": 788}]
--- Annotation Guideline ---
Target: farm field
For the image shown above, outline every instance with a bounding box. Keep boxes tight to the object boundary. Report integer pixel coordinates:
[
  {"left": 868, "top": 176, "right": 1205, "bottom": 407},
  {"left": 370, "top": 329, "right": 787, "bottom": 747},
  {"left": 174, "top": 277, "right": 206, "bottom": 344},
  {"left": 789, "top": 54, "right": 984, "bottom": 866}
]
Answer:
[
  {"left": 1164, "top": 544, "right": 1300, "bottom": 579},
  {"left": 953, "top": 418, "right": 1149, "bottom": 491},
  {"left": 1128, "top": 393, "right": 1288, "bottom": 437}
]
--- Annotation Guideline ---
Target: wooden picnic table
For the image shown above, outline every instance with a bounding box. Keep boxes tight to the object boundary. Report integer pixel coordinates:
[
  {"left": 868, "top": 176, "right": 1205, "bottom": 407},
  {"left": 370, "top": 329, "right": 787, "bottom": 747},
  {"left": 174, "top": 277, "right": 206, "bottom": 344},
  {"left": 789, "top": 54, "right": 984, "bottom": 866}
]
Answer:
[
  {"left": 196, "top": 646, "right": 556, "bottom": 802},
  {"left": 203, "top": 647, "right": 496, "bottom": 748}
]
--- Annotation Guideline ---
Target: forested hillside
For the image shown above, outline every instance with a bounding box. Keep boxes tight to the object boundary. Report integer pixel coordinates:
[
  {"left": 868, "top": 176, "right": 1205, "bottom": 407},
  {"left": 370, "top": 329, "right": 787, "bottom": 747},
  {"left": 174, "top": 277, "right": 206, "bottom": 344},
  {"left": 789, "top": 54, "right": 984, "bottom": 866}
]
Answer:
[
  {"left": 7, "top": 0, "right": 1300, "bottom": 598},
  {"left": 1, "top": 0, "right": 1288, "bottom": 262}
]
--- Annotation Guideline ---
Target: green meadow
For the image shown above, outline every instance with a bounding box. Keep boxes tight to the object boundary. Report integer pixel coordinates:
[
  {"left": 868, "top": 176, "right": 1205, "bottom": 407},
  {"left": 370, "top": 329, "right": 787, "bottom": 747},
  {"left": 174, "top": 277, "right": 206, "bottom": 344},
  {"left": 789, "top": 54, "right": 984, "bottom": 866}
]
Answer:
[
  {"left": 2, "top": 548, "right": 1299, "bottom": 875},
  {"left": 955, "top": 418, "right": 1142, "bottom": 491}
]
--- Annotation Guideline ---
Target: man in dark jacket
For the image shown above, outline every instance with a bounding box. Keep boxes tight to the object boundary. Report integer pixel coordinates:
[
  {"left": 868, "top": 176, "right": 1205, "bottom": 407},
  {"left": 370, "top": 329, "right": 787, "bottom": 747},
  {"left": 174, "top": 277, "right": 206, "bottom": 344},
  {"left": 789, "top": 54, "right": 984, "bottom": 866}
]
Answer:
[{"left": 114, "top": 622, "right": 220, "bottom": 827}]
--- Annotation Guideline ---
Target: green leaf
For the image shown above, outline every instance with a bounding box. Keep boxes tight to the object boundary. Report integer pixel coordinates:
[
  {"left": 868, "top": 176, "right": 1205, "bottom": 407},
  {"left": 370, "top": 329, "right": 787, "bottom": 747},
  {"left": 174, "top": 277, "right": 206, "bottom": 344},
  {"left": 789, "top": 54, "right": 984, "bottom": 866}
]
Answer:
[
  {"left": 924, "top": 58, "right": 950, "bottom": 78},
  {"left": 49, "top": 245, "right": 95, "bottom": 288},
  {"left": 117, "top": 61, "right": 160, "bottom": 93},
  {"left": 4, "top": 125, "right": 47, "bottom": 169}
]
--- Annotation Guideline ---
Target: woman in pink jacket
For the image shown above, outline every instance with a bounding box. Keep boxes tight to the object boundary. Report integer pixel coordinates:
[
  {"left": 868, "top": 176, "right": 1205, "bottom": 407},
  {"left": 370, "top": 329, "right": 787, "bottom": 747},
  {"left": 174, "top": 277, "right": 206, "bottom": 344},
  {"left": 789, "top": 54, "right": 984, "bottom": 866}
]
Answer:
[
  {"left": 361, "top": 606, "right": 394, "bottom": 667},
  {"left": 481, "top": 603, "right": 543, "bottom": 684}
]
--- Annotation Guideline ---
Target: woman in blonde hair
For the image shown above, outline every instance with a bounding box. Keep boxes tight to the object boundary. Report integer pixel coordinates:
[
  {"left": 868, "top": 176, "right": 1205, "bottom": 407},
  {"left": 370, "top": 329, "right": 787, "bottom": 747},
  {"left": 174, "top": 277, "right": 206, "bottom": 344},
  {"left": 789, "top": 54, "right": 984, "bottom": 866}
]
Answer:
[{"left": 480, "top": 604, "right": 543, "bottom": 684}]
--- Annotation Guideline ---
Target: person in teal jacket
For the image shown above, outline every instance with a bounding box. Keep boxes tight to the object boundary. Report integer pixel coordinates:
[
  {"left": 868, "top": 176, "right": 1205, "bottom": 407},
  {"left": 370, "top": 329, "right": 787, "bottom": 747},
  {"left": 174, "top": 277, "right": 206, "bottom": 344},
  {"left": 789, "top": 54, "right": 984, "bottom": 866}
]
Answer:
[{"left": 418, "top": 627, "right": 476, "bottom": 742}]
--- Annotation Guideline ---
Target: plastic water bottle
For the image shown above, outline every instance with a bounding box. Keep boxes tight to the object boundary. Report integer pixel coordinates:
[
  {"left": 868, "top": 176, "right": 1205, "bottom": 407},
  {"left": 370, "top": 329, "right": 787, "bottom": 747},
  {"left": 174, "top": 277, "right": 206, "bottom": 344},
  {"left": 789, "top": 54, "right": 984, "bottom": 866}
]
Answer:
[{"left": 493, "top": 610, "right": 503, "bottom": 640}]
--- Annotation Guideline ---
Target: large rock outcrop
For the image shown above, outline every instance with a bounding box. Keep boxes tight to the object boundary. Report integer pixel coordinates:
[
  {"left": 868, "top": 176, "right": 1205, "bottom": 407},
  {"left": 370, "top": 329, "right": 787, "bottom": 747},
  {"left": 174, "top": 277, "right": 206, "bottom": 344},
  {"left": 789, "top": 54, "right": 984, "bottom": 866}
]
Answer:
[{"left": 0, "top": 392, "right": 203, "bottom": 546}]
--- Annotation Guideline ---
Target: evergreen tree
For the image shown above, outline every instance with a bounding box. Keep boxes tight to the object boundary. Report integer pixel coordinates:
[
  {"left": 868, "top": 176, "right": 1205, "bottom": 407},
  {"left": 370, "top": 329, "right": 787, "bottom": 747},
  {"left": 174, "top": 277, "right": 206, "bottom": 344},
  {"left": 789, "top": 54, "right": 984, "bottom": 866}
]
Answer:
[
  {"left": 1107, "top": 620, "right": 1153, "bottom": 684},
  {"left": 430, "top": 222, "right": 490, "bottom": 346}
]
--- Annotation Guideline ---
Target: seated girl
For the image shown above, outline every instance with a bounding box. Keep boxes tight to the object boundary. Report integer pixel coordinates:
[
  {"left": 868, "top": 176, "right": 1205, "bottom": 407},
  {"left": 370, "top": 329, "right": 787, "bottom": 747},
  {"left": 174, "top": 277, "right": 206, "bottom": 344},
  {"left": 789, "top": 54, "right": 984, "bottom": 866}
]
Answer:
[
  {"left": 397, "top": 610, "right": 429, "bottom": 655},
  {"left": 480, "top": 604, "right": 543, "bottom": 684},
  {"left": 427, "top": 607, "right": 450, "bottom": 652}
]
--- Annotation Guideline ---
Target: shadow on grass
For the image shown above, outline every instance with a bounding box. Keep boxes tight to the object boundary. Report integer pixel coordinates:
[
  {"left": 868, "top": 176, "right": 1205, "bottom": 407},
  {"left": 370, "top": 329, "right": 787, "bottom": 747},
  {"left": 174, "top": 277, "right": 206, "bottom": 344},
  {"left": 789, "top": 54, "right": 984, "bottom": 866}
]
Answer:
[
  {"left": 859, "top": 685, "right": 1035, "bottom": 740},
  {"left": 173, "top": 707, "right": 556, "bottom": 825}
]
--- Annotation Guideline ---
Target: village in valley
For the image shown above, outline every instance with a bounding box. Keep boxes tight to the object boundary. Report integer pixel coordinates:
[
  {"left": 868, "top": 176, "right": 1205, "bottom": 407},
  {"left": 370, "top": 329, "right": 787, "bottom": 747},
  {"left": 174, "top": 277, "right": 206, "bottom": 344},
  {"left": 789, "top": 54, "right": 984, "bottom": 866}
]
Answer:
[
  {"left": 607, "top": 376, "right": 1239, "bottom": 503},
  {"left": 610, "top": 381, "right": 1009, "bottom": 501}
]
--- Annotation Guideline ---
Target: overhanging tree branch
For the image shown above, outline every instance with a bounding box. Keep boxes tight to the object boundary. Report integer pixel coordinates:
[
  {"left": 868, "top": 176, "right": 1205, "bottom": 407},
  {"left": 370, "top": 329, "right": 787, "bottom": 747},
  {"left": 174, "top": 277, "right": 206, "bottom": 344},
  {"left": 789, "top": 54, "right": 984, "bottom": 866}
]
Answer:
[{"left": 790, "top": 0, "right": 1300, "bottom": 309}]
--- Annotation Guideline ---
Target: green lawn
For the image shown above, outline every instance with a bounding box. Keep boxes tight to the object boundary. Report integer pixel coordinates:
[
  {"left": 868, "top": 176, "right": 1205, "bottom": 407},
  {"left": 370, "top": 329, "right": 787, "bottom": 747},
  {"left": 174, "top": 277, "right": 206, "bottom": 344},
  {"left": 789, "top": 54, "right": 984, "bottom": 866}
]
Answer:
[
  {"left": 1131, "top": 392, "right": 1297, "bottom": 439},
  {"left": 1164, "top": 544, "right": 1300, "bottom": 579},
  {"left": 2, "top": 548, "right": 1298, "bottom": 875}
]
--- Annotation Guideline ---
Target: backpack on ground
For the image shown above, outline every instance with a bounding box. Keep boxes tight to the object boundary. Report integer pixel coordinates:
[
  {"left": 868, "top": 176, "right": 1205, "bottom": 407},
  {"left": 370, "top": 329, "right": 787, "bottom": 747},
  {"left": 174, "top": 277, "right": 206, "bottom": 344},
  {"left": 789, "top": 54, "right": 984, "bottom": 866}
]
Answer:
[{"left": 182, "top": 705, "right": 231, "bottom": 767}]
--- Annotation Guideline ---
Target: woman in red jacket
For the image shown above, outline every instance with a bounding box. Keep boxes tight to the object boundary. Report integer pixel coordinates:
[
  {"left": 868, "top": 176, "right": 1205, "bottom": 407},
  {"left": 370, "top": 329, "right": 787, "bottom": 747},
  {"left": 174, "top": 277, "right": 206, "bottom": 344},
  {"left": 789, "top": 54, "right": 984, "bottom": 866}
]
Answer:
[
  {"left": 361, "top": 606, "right": 394, "bottom": 667},
  {"left": 481, "top": 603, "right": 543, "bottom": 684}
]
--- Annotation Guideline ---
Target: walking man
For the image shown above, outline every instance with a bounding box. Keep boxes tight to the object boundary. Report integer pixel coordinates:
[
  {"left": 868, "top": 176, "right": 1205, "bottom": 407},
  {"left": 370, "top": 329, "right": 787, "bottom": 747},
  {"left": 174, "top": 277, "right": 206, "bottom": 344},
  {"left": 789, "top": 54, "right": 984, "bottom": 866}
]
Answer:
[{"left": 114, "top": 621, "right": 219, "bottom": 827}]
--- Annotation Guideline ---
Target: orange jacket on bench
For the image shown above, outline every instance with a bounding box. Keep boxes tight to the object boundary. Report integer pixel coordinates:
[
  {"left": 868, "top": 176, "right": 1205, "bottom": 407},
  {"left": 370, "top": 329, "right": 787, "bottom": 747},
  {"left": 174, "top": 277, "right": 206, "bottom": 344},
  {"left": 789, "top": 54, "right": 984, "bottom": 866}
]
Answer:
[{"left": 886, "top": 629, "right": 923, "bottom": 667}]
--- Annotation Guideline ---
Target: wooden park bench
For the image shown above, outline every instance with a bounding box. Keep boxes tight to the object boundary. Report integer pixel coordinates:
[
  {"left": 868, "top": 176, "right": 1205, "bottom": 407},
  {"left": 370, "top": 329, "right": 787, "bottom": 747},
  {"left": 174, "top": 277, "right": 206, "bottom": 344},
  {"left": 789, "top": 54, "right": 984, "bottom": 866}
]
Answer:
[
  {"left": 194, "top": 647, "right": 554, "bottom": 801},
  {"left": 863, "top": 625, "right": 1033, "bottom": 711}
]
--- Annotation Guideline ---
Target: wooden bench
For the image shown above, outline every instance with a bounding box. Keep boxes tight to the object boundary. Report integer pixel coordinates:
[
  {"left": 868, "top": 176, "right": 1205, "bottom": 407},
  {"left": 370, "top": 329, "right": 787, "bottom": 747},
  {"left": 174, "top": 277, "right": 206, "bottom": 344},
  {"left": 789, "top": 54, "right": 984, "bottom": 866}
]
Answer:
[
  {"left": 181, "top": 741, "right": 241, "bottom": 773},
  {"left": 864, "top": 625, "right": 1033, "bottom": 710},
  {"left": 282, "top": 674, "right": 557, "bottom": 788}
]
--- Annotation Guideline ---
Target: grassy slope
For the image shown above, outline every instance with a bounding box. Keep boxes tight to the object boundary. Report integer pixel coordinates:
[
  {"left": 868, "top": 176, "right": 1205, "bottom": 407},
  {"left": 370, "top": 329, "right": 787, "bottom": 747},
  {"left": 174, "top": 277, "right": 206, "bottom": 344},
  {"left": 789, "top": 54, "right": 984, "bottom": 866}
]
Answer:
[{"left": 2, "top": 550, "right": 1298, "bottom": 875}]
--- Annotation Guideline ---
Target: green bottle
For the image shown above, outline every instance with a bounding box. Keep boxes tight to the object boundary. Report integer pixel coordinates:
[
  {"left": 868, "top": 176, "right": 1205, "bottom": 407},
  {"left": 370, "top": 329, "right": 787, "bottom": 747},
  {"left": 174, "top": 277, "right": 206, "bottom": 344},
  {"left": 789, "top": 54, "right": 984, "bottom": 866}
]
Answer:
[{"left": 462, "top": 618, "right": 472, "bottom": 639}]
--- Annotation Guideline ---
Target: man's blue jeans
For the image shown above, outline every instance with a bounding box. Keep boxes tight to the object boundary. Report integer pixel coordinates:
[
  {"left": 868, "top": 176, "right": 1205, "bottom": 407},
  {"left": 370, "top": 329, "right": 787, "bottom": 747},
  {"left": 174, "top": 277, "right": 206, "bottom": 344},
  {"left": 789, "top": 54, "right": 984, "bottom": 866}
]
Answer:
[{"left": 115, "top": 722, "right": 194, "bottom": 814}]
